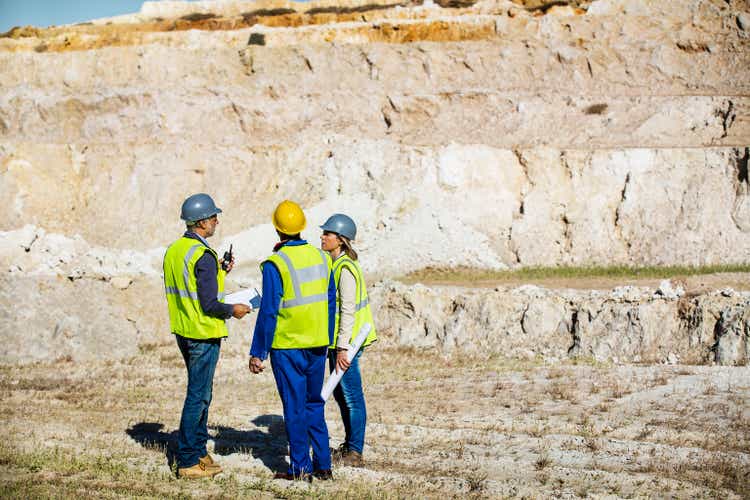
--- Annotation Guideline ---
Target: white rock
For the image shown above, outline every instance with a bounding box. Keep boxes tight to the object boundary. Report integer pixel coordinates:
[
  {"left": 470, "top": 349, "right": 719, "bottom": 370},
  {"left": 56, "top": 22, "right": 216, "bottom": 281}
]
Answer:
[
  {"left": 110, "top": 276, "right": 133, "bottom": 290},
  {"left": 612, "top": 286, "right": 645, "bottom": 302},
  {"left": 656, "top": 280, "right": 684, "bottom": 299}
]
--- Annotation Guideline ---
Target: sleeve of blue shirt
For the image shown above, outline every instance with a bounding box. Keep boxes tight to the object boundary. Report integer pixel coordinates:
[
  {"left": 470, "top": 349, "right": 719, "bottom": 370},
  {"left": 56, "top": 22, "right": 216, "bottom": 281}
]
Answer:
[
  {"left": 249, "top": 262, "right": 282, "bottom": 360},
  {"left": 328, "top": 269, "right": 336, "bottom": 346},
  {"left": 195, "top": 252, "right": 234, "bottom": 319}
]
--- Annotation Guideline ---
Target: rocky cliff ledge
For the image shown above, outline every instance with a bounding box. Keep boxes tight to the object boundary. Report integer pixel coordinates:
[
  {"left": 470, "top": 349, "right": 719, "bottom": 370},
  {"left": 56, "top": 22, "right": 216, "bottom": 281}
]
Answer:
[
  {"left": 0, "top": 0, "right": 748, "bottom": 362},
  {"left": 375, "top": 281, "right": 750, "bottom": 366}
]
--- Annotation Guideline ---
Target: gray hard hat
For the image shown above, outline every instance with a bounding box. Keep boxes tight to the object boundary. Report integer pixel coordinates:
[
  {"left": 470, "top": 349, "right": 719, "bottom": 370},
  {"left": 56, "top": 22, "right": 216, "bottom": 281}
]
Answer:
[
  {"left": 320, "top": 213, "right": 357, "bottom": 241},
  {"left": 180, "top": 193, "right": 223, "bottom": 222}
]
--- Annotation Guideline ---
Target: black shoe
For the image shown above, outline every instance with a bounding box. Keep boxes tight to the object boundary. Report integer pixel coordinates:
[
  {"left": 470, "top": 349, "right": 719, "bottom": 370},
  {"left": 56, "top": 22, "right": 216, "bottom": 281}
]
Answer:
[
  {"left": 273, "top": 471, "right": 312, "bottom": 483},
  {"left": 330, "top": 443, "right": 349, "bottom": 459},
  {"left": 313, "top": 469, "right": 333, "bottom": 481}
]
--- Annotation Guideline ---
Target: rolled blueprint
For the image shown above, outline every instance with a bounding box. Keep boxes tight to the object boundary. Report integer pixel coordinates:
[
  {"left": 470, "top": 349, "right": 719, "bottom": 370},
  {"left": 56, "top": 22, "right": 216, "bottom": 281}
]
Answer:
[{"left": 321, "top": 323, "right": 371, "bottom": 401}]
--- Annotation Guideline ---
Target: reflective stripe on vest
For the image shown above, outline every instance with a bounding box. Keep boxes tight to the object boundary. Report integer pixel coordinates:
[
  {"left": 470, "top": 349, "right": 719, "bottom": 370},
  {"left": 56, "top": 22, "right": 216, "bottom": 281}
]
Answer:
[
  {"left": 163, "top": 237, "right": 228, "bottom": 340},
  {"left": 164, "top": 242, "right": 223, "bottom": 301},
  {"left": 332, "top": 255, "right": 377, "bottom": 349},
  {"left": 274, "top": 248, "right": 330, "bottom": 309},
  {"left": 263, "top": 243, "right": 332, "bottom": 349}
]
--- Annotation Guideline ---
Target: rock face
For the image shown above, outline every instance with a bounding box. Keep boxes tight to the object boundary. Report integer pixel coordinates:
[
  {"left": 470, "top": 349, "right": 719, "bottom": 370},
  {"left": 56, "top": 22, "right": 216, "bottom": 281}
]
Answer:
[
  {"left": 0, "top": 0, "right": 748, "bottom": 362},
  {"left": 372, "top": 281, "right": 750, "bottom": 365}
]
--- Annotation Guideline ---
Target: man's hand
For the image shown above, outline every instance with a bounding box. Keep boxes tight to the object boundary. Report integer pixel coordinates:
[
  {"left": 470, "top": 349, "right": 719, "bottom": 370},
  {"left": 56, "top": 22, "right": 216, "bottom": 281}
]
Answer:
[
  {"left": 232, "top": 304, "right": 252, "bottom": 319},
  {"left": 220, "top": 256, "right": 235, "bottom": 273},
  {"left": 336, "top": 349, "right": 351, "bottom": 373},
  {"left": 249, "top": 356, "right": 264, "bottom": 374}
]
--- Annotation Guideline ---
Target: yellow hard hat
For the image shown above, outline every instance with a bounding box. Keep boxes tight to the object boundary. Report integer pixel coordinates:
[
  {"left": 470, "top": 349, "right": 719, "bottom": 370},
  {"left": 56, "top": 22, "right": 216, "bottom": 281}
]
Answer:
[{"left": 272, "top": 200, "right": 306, "bottom": 235}]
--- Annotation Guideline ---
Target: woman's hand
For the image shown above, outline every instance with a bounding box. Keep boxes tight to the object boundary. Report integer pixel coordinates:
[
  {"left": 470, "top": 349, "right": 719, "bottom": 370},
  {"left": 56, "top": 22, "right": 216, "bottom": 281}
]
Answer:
[{"left": 336, "top": 349, "right": 351, "bottom": 373}]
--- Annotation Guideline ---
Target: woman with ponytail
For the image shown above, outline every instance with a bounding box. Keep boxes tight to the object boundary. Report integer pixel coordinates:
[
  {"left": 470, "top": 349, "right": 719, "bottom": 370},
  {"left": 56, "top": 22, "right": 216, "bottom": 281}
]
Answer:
[{"left": 319, "top": 214, "right": 377, "bottom": 467}]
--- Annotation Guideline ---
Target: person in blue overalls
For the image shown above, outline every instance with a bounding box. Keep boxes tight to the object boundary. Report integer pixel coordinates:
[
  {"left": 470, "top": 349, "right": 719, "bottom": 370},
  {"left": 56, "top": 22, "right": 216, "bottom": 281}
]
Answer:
[{"left": 248, "top": 200, "right": 336, "bottom": 482}]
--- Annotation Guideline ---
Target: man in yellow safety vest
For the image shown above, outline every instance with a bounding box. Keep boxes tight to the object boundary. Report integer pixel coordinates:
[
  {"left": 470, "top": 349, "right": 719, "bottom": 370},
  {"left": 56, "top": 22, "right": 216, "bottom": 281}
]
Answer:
[{"left": 163, "top": 193, "right": 252, "bottom": 479}]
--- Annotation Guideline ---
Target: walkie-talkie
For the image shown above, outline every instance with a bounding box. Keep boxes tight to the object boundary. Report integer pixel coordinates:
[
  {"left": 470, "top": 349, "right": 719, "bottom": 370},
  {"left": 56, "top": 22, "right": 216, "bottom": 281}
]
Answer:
[{"left": 221, "top": 244, "right": 233, "bottom": 271}]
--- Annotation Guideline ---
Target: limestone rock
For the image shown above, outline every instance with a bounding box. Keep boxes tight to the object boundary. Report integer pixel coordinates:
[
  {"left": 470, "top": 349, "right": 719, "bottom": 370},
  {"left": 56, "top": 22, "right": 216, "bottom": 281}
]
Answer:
[
  {"left": 0, "top": 0, "right": 748, "bottom": 273},
  {"left": 110, "top": 276, "right": 133, "bottom": 290},
  {"left": 0, "top": 0, "right": 748, "bottom": 364},
  {"left": 371, "top": 280, "right": 750, "bottom": 365},
  {"left": 713, "top": 305, "right": 750, "bottom": 366},
  {"left": 656, "top": 280, "right": 684, "bottom": 300},
  {"left": 0, "top": 275, "right": 162, "bottom": 363}
]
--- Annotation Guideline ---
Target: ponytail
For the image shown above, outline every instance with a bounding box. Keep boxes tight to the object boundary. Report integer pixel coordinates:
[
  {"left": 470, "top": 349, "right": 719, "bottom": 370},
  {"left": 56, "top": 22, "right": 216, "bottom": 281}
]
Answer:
[{"left": 340, "top": 236, "right": 358, "bottom": 261}]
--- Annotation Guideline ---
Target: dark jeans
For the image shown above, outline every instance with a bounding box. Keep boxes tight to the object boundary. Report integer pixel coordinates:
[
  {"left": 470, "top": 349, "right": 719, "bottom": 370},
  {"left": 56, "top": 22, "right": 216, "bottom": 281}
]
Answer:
[
  {"left": 175, "top": 335, "right": 221, "bottom": 468},
  {"left": 328, "top": 348, "right": 366, "bottom": 454},
  {"left": 270, "top": 347, "right": 331, "bottom": 475}
]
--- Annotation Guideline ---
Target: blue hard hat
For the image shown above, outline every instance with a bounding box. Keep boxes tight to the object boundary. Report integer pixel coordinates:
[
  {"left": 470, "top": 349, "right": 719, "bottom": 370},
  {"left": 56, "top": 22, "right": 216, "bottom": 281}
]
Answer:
[
  {"left": 180, "top": 193, "right": 222, "bottom": 222},
  {"left": 320, "top": 213, "right": 357, "bottom": 241}
]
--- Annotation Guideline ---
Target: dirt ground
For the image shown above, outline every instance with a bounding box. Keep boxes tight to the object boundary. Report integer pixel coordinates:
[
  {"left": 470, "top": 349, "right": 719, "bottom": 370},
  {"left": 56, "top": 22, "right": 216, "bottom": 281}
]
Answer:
[{"left": 1, "top": 339, "right": 748, "bottom": 499}]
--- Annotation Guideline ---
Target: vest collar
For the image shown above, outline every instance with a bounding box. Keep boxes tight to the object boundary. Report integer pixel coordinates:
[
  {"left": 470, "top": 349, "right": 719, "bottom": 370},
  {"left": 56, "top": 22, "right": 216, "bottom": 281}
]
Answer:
[
  {"left": 273, "top": 238, "right": 307, "bottom": 252},
  {"left": 332, "top": 252, "right": 348, "bottom": 263},
  {"left": 184, "top": 231, "right": 211, "bottom": 249}
]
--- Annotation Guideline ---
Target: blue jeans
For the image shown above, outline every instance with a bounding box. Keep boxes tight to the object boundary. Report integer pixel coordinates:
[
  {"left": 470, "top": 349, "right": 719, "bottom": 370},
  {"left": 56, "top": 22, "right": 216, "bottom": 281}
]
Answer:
[
  {"left": 328, "top": 349, "right": 366, "bottom": 454},
  {"left": 270, "top": 347, "right": 331, "bottom": 475},
  {"left": 175, "top": 335, "right": 221, "bottom": 468}
]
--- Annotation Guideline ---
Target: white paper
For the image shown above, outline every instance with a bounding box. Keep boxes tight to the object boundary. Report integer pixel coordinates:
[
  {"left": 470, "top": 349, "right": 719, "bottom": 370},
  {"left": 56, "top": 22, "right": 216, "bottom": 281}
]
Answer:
[
  {"left": 225, "top": 288, "right": 261, "bottom": 309},
  {"left": 321, "top": 323, "right": 371, "bottom": 401}
]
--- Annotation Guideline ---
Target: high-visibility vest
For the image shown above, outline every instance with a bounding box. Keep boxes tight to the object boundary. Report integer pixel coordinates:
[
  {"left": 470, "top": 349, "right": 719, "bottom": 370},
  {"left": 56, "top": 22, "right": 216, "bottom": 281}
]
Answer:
[
  {"left": 331, "top": 255, "right": 377, "bottom": 349},
  {"left": 263, "top": 243, "right": 332, "bottom": 349},
  {"left": 163, "top": 236, "right": 228, "bottom": 340}
]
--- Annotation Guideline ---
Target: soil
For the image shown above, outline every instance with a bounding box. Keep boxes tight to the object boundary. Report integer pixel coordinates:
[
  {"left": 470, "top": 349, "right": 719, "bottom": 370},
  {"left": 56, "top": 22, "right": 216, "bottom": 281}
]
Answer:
[{"left": 1, "top": 344, "right": 748, "bottom": 498}]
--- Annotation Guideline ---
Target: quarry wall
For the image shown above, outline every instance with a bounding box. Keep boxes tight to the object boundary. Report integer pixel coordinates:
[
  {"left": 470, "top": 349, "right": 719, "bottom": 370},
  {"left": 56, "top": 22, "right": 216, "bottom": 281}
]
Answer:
[{"left": 0, "top": 0, "right": 748, "bottom": 363}]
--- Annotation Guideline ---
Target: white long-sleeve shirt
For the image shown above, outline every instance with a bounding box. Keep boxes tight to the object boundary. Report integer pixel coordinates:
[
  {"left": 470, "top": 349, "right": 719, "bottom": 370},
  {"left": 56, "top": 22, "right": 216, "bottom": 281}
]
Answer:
[{"left": 336, "top": 266, "right": 357, "bottom": 350}]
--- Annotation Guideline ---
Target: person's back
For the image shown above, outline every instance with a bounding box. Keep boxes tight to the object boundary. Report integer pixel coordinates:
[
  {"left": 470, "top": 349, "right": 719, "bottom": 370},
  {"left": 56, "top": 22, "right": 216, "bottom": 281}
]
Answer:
[
  {"left": 265, "top": 241, "right": 332, "bottom": 349},
  {"left": 248, "top": 200, "right": 334, "bottom": 481},
  {"left": 164, "top": 235, "right": 228, "bottom": 341}
]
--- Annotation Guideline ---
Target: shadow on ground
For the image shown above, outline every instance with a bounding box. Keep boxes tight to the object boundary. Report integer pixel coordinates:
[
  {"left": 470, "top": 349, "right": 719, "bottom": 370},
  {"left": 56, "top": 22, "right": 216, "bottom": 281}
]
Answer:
[{"left": 126, "top": 415, "right": 287, "bottom": 472}]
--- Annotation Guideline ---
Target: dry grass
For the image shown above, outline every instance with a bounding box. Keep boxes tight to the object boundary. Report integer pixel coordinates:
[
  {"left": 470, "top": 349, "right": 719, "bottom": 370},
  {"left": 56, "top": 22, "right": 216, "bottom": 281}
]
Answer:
[
  {"left": 1, "top": 345, "right": 748, "bottom": 498},
  {"left": 400, "top": 264, "right": 750, "bottom": 285}
]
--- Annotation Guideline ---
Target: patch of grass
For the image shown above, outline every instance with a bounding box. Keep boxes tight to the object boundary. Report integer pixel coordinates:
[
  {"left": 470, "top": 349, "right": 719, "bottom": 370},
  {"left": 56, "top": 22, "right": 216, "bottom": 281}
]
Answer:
[
  {"left": 649, "top": 373, "right": 670, "bottom": 387},
  {"left": 528, "top": 422, "right": 546, "bottom": 438},
  {"left": 399, "top": 264, "right": 750, "bottom": 284},
  {"left": 465, "top": 467, "right": 488, "bottom": 493},
  {"left": 534, "top": 449, "right": 552, "bottom": 470},
  {"left": 634, "top": 452, "right": 750, "bottom": 498},
  {"left": 0, "top": 375, "right": 72, "bottom": 392},
  {"left": 584, "top": 436, "right": 600, "bottom": 453},
  {"left": 547, "top": 380, "right": 578, "bottom": 403},
  {"left": 635, "top": 426, "right": 654, "bottom": 441}
]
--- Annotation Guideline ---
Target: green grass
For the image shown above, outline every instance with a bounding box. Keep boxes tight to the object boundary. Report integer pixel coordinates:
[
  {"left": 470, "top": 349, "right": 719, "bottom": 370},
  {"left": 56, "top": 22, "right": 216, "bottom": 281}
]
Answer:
[{"left": 399, "top": 264, "right": 750, "bottom": 284}]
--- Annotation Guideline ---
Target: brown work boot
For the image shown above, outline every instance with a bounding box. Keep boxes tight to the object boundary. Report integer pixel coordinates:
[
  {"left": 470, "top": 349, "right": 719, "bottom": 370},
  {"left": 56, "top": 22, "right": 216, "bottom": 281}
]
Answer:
[
  {"left": 337, "top": 450, "right": 364, "bottom": 467},
  {"left": 199, "top": 453, "right": 222, "bottom": 473},
  {"left": 330, "top": 443, "right": 348, "bottom": 460},
  {"left": 178, "top": 462, "right": 220, "bottom": 479}
]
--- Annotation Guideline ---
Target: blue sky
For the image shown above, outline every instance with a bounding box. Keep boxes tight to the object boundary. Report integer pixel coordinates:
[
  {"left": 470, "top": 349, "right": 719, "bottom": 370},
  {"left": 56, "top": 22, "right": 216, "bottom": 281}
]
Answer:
[{"left": 0, "top": 1, "right": 179, "bottom": 33}]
